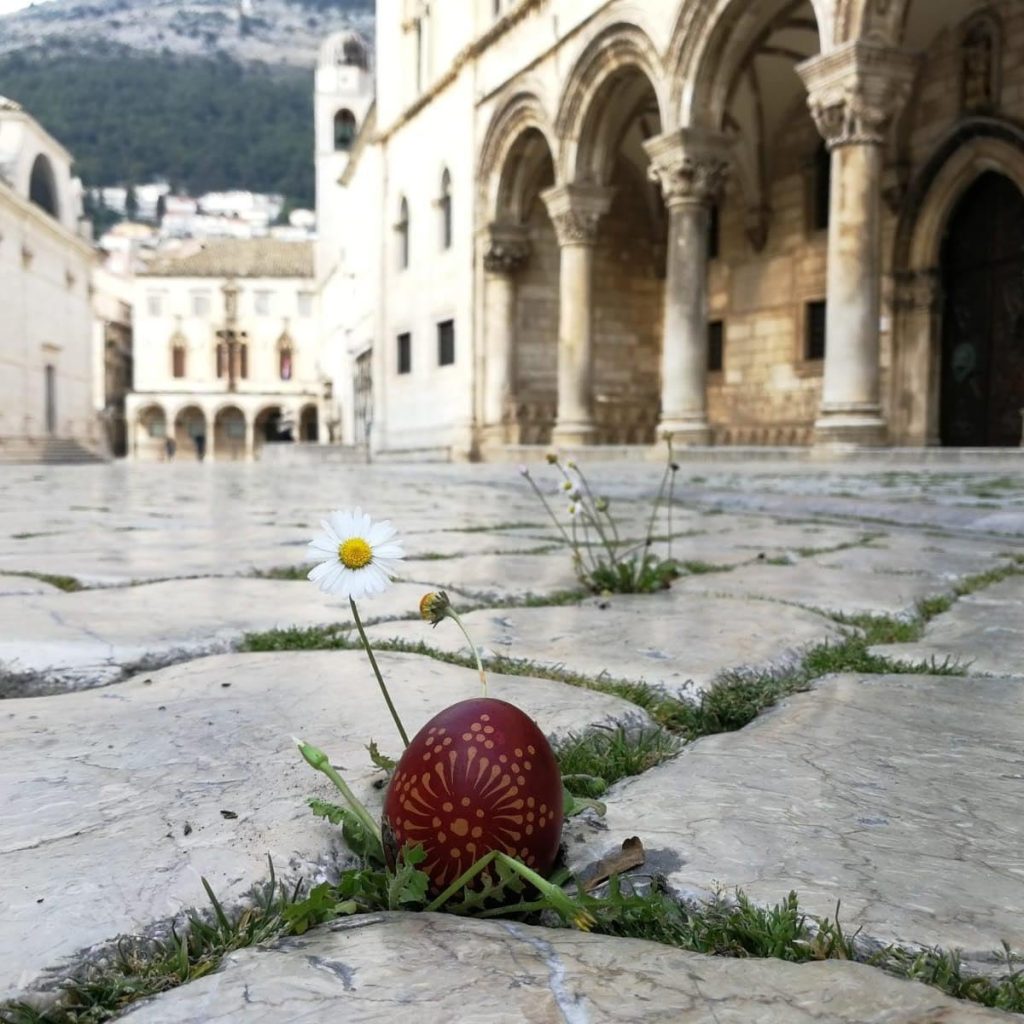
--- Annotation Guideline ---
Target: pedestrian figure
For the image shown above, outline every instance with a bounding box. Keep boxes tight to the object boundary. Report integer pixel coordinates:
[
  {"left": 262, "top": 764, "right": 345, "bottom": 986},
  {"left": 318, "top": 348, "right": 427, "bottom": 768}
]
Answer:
[
  {"left": 194, "top": 433, "right": 206, "bottom": 461},
  {"left": 165, "top": 437, "right": 176, "bottom": 462}
]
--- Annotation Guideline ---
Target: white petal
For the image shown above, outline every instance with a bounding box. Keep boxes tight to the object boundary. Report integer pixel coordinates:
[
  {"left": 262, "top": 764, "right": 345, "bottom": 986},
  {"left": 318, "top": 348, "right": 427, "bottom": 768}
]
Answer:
[
  {"left": 367, "top": 520, "right": 397, "bottom": 546},
  {"left": 373, "top": 543, "right": 405, "bottom": 560},
  {"left": 374, "top": 557, "right": 403, "bottom": 577},
  {"left": 308, "top": 560, "right": 334, "bottom": 582},
  {"left": 328, "top": 510, "right": 355, "bottom": 539},
  {"left": 319, "top": 518, "right": 341, "bottom": 543},
  {"left": 308, "top": 533, "right": 338, "bottom": 559},
  {"left": 319, "top": 562, "right": 348, "bottom": 594}
]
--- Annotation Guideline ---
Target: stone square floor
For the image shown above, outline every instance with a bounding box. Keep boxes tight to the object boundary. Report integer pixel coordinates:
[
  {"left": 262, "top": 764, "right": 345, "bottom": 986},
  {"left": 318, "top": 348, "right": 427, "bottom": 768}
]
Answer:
[{"left": 1, "top": 457, "right": 1024, "bottom": 1022}]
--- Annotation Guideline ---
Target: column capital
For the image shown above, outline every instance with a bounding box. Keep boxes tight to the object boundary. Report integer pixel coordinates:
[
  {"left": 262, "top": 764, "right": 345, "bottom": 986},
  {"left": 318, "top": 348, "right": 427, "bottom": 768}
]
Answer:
[
  {"left": 893, "top": 268, "right": 942, "bottom": 313},
  {"left": 483, "top": 222, "right": 531, "bottom": 275},
  {"left": 798, "top": 41, "right": 918, "bottom": 148},
  {"left": 643, "top": 129, "right": 732, "bottom": 209},
  {"left": 540, "top": 184, "right": 613, "bottom": 247}
]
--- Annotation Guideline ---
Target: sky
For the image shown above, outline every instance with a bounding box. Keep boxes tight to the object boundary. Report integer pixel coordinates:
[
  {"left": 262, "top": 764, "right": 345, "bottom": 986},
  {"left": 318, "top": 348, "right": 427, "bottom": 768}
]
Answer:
[{"left": 0, "top": 0, "right": 56, "bottom": 14}]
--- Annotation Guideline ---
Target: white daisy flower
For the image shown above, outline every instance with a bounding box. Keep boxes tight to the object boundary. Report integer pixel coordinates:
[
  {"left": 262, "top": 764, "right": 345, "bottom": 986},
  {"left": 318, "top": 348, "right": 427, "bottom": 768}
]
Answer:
[{"left": 307, "top": 509, "right": 405, "bottom": 600}]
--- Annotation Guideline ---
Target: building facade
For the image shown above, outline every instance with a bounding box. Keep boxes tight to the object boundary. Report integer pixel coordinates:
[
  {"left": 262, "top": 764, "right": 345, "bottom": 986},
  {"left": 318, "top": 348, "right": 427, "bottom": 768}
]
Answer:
[
  {"left": 324, "top": 0, "right": 1024, "bottom": 457},
  {"left": 0, "top": 96, "right": 98, "bottom": 456},
  {"left": 126, "top": 239, "right": 326, "bottom": 461}
]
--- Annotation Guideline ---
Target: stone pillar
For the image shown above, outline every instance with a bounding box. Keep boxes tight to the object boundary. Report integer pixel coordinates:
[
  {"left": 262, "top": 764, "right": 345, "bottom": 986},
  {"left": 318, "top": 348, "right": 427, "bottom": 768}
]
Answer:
[
  {"left": 481, "top": 224, "right": 531, "bottom": 446},
  {"left": 892, "top": 269, "right": 942, "bottom": 446},
  {"left": 799, "top": 42, "right": 917, "bottom": 446},
  {"left": 244, "top": 416, "right": 256, "bottom": 462},
  {"left": 541, "top": 184, "right": 613, "bottom": 447},
  {"left": 644, "top": 130, "right": 731, "bottom": 446}
]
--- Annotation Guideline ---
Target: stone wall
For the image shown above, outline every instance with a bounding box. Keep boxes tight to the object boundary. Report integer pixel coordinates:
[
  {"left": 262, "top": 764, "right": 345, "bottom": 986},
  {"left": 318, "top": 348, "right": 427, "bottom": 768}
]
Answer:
[
  {"left": 707, "top": 104, "right": 825, "bottom": 445},
  {"left": 591, "top": 160, "right": 664, "bottom": 445}
]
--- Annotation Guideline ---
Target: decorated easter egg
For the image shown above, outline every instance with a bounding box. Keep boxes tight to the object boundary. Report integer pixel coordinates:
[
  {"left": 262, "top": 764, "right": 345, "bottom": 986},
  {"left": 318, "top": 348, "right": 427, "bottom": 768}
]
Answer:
[{"left": 382, "top": 697, "right": 563, "bottom": 891}]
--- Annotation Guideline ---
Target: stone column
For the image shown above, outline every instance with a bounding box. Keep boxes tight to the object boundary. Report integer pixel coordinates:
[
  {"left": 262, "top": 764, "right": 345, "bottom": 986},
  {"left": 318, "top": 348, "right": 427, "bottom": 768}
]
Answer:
[
  {"left": 244, "top": 415, "right": 256, "bottom": 462},
  {"left": 644, "top": 130, "right": 731, "bottom": 446},
  {"left": 481, "top": 224, "right": 531, "bottom": 446},
  {"left": 892, "top": 269, "right": 942, "bottom": 446},
  {"left": 541, "top": 184, "right": 613, "bottom": 447},
  {"left": 799, "top": 42, "right": 917, "bottom": 446}
]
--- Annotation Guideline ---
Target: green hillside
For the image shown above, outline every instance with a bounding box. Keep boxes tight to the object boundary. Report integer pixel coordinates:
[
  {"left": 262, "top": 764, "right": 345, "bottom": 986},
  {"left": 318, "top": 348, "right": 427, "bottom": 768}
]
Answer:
[{"left": 0, "top": 40, "right": 316, "bottom": 206}]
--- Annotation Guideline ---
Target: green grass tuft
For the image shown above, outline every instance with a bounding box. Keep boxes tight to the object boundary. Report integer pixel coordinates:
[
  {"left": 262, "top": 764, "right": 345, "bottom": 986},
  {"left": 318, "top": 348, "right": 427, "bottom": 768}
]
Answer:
[{"left": 1, "top": 571, "right": 84, "bottom": 592}]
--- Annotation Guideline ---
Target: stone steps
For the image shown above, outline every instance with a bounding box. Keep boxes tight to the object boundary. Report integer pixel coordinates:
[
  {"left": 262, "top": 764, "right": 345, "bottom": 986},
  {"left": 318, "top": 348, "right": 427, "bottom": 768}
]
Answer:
[{"left": 0, "top": 437, "right": 107, "bottom": 465}]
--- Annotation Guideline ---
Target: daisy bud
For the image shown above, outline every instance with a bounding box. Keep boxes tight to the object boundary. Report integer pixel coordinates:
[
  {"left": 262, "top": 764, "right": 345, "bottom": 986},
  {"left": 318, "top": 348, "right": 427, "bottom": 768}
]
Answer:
[
  {"left": 517, "top": 464, "right": 530, "bottom": 477},
  {"left": 566, "top": 460, "right": 578, "bottom": 470},
  {"left": 670, "top": 462, "right": 680, "bottom": 472},
  {"left": 419, "top": 590, "right": 451, "bottom": 626},
  {"left": 545, "top": 452, "right": 559, "bottom": 465},
  {"left": 293, "top": 736, "right": 330, "bottom": 773},
  {"left": 595, "top": 497, "right": 609, "bottom": 512},
  {"left": 561, "top": 480, "right": 572, "bottom": 491}
]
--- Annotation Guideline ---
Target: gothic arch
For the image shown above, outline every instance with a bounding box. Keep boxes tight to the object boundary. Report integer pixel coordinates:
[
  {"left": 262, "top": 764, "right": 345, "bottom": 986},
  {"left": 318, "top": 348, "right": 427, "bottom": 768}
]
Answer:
[
  {"left": 28, "top": 154, "right": 60, "bottom": 220},
  {"left": 553, "top": 23, "right": 667, "bottom": 183},
  {"left": 477, "top": 91, "right": 558, "bottom": 223}
]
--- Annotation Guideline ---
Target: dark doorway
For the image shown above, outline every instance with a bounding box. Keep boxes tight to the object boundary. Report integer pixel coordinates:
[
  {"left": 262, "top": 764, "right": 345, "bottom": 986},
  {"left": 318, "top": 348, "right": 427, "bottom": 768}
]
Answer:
[
  {"left": 44, "top": 364, "right": 57, "bottom": 434},
  {"left": 940, "top": 172, "right": 1024, "bottom": 446}
]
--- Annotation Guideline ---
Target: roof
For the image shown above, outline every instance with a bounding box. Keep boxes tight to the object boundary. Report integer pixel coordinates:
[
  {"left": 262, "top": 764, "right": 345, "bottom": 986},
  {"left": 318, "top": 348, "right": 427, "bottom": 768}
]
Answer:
[
  {"left": 142, "top": 239, "right": 314, "bottom": 279},
  {"left": 0, "top": 96, "right": 23, "bottom": 112}
]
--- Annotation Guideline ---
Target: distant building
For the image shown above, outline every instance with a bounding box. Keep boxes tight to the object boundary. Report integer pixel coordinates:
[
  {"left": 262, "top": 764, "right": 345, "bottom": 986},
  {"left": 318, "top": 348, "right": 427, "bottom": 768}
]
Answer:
[
  {"left": 92, "top": 267, "right": 134, "bottom": 457},
  {"left": 0, "top": 96, "right": 100, "bottom": 459},
  {"left": 126, "top": 238, "right": 326, "bottom": 461},
  {"left": 322, "top": 0, "right": 1024, "bottom": 457}
]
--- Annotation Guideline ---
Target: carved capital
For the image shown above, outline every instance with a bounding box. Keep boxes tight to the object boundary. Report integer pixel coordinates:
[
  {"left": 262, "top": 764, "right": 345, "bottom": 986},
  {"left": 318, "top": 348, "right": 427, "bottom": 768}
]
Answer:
[
  {"left": 540, "top": 184, "right": 613, "bottom": 247},
  {"left": 798, "top": 42, "right": 918, "bottom": 148},
  {"left": 483, "top": 223, "right": 531, "bottom": 274},
  {"left": 893, "top": 269, "right": 942, "bottom": 313},
  {"left": 643, "top": 129, "right": 731, "bottom": 209}
]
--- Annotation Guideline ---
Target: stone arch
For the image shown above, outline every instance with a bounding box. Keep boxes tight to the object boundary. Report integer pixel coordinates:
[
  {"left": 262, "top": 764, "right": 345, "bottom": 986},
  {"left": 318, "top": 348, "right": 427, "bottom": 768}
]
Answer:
[
  {"left": 29, "top": 154, "right": 59, "bottom": 220},
  {"left": 213, "top": 405, "right": 247, "bottom": 461},
  {"left": 477, "top": 91, "right": 558, "bottom": 224},
  {"left": 173, "top": 404, "right": 207, "bottom": 459},
  {"left": 254, "top": 404, "right": 291, "bottom": 453},
  {"left": 673, "top": 0, "right": 827, "bottom": 131},
  {"left": 299, "top": 403, "right": 320, "bottom": 442},
  {"left": 134, "top": 403, "right": 167, "bottom": 461},
  {"left": 334, "top": 109, "right": 357, "bottom": 151},
  {"left": 554, "top": 23, "right": 668, "bottom": 184},
  {"left": 890, "top": 123, "right": 1024, "bottom": 445}
]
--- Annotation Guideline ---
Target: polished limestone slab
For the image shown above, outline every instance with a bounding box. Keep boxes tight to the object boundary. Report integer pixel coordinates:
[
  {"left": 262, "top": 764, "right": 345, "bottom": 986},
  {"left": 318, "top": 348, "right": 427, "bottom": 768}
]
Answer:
[
  {"left": 366, "top": 593, "right": 842, "bottom": 695},
  {"left": 0, "top": 651, "right": 646, "bottom": 1001},
  {"left": 874, "top": 575, "right": 1024, "bottom": 678},
  {"left": 0, "top": 577, "right": 429, "bottom": 694},
  {"left": 402, "top": 552, "right": 581, "bottom": 600},
  {"left": 567, "top": 673, "right": 1024, "bottom": 966},
  {"left": 118, "top": 913, "right": 1011, "bottom": 1024}
]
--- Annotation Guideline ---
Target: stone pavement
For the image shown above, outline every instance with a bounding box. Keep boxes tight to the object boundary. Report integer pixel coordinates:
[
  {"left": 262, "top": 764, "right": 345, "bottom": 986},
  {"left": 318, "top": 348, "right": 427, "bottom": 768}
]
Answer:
[{"left": 1, "top": 458, "right": 1023, "bottom": 1020}]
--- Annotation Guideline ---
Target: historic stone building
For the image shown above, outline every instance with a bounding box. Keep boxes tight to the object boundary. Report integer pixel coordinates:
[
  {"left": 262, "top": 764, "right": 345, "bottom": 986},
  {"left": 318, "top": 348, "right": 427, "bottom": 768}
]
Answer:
[
  {"left": 324, "top": 1, "right": 1024, "bottom": 458},
  {"left": 0, "top": 96, "right": 99, "bottom": 459},
  {"left": 126, "top": 239, "right": 327, "bottom": 461}
]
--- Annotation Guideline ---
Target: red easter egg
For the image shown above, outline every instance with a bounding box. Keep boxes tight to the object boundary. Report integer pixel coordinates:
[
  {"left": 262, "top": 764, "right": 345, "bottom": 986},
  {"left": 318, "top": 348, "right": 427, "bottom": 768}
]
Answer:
[{"left": 382, "top": 698, "right": 563, "bottom": 891}]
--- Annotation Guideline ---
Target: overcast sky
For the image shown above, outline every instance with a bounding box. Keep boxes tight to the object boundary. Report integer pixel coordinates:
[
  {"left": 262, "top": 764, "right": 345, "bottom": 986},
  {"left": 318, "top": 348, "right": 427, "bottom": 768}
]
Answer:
[{"left": 0, "top": 0, "right": 55, "bottom": 14}]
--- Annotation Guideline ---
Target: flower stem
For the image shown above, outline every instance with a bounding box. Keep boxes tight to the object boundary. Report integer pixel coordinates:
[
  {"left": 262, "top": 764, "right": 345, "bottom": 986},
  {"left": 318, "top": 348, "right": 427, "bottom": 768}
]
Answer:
[
  {"left": 350, "top": 597, "right": 410, "bottom": 747},
  {"left": 446, "top": 607, "right": 488, "bottom": 696},
  {"left": 523, "top": 471, "right": 576, "bottom": 551}
]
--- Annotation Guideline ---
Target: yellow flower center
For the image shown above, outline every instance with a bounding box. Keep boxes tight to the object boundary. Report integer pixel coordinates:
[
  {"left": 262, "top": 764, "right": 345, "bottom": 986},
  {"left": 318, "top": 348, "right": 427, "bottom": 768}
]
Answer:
[{"left": 338, "top": 537, "right": 373, "bottom": 570}]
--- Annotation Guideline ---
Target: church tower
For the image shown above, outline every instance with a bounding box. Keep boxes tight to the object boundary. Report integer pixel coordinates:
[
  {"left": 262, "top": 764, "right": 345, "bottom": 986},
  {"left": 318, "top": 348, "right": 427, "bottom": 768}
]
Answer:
[{"left": 314, "top": 29, "right": 374, "bottom": 279}]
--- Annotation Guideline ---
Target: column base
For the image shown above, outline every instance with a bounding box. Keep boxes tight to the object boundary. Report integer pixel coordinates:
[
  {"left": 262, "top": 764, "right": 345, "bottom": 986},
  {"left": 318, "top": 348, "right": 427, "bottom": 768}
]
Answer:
[
  {"left": 813, "top": 407, "right": 887, "bottom": 447},
  {"left": 658, "top": 418, "right": 712, "bottom": 447},
  {"left": 551, "top": 420, "right": 597, "bottom": 447}
]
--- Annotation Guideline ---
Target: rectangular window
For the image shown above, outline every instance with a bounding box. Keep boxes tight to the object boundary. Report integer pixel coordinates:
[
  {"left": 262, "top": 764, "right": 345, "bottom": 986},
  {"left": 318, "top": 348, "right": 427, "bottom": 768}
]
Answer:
[
  {"left": 254, "top": 290, "right": 271, "bottom": 315},
  {"left": 297, "top": 292, "right": 314, "bottom": 317},
  {"left": 805, "top": 300, "right": 827, "bottom": 361},
  {"left": 146, "top": 292, "right": 163, "bottom": 316},
  {"left": 708, "top": 203, "right": 720, "bottom": 261},
  {"left": 437, "top": 319, "right": 455, "bottom": 366},
  {"left": 813, "top": 144, "right": 831, "bottom": 231},
  {"left": 190, "top": 291, "right": 210, "bottom": 317},
  {"left": 708, "top": 320, "right": 724, "bottom": 373},
  {"left": 397, "top": 332, "right": 412, "bottom": 375}
]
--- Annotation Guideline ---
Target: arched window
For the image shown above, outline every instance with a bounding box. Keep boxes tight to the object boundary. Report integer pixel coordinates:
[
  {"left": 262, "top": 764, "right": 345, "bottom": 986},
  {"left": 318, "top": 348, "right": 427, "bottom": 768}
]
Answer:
[
  {"left": 237, "top": 338, "right": 249, "bottom": 380},
  {"left": 171, "top": 337, "right": 186, "bottom": 379},
  {"left": 29, "top": 154, "right": 59, "bottom": 220},
  {"left": 334, "top": 109, "right": 357, "bottom": 151},
  {"left": 396, "top": 197, "right": 410, "bottom": 269},
  {"left": 439, "top": 168, "right": 452, "bottom": 250},
  {"left": 278, "top": 331, "right": 294, "bottom": 381},
  {"left": 216, "top": 335, "right": 229, "bottom": 378}
]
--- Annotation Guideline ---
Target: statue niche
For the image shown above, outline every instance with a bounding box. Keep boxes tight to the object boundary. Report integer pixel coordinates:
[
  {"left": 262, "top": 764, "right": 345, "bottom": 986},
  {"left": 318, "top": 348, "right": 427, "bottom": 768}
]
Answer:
[{"left": 961, "top": 15, "right": 1000, "bottom": 115}]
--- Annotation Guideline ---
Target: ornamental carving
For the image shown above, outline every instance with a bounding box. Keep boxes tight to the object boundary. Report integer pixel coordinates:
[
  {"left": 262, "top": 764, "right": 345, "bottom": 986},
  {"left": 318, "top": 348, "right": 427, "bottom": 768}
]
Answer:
[
  {"left": 483, "top": 232, "right": 531, "bottom": 274},
  {"left": 648, "top": 154, "right": 729, "bottom": 208},
  {"left": 798, "top": 43, "right": 917, "bottom": 149},
  {"left": 893, "top": 269, "right": 942, "bottom": 313},
  {"left": 548, "top": 208, "right": 603, "bottom": 246},
  {"left": 540, "top": 185, "right": 613, "bottom": 248},
  {"left": 961, "top": 15, "right": 1000, "bottom": 114}
]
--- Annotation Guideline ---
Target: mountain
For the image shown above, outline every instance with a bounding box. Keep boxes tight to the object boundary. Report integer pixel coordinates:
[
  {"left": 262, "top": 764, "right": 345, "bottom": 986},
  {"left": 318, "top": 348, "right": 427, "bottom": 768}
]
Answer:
[
  {"left": 0, "top": 0, "right": 374, "bottom": 208},
  {"left": 0, "top": 0, "right": 374, "bottom": 68}
]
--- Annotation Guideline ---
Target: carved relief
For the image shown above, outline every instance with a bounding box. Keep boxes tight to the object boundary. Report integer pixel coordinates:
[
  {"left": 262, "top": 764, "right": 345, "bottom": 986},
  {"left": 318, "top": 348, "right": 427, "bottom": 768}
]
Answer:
[
  {"left": 648, "top": 155, "right": 729, "bottom": 208},
  {"left": 961, "top": 15, "right": 1000, "bottom": 114},
  {"left": 483, "top": 224, "right": 531, "bottom": 274},
  {"left": 893, "top": 269, "right": 942, "bottom": 313},
  {"left": 539, "top": 185, "right": 613, "bottom": 247}
]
